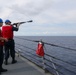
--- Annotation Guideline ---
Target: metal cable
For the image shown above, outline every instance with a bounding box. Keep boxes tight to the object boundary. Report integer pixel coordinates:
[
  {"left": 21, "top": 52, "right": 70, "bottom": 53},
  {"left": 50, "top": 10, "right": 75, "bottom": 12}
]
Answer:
[
  {"left": 15, "top": 37, "right": 76, "bottom": 75},
  {"left": 15, "top": 37, "right": 76, "bottom": 51},
  {"left": 45, "top": 53, "right": 76, "bottom": 67},
  {"left": 44, "top": 57, "right": 76, "bottom": 75},
  {"left": 15, "top": 42, "right": 76, "bottom": 67}
]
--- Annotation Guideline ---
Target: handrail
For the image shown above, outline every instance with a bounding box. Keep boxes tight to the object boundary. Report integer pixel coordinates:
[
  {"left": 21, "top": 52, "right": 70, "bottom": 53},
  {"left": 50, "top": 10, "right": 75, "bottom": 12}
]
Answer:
[
  {"left": 45, "top": 53, "right": 76, "bottom": 67},
  {"left": 15, "top": 37, "right": 76, "bottom": 51},
  {"left": 16, "top": 43, "right": 36, "bottom": 51},
  {"left": 16, "top": 42, "right": 76, "bottom": 67},
  {"left": 15, "top": 37, "right": 76, "bottom": 75},
  {"left": 44, "top": 58, "right": 76, "bottom": 74}
]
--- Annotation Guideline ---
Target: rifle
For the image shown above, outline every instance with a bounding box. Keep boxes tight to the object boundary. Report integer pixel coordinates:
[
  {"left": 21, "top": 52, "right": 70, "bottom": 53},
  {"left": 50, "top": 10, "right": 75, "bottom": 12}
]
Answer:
[{"left": 13, "top": 20, "right": 33, "bottom": 25}]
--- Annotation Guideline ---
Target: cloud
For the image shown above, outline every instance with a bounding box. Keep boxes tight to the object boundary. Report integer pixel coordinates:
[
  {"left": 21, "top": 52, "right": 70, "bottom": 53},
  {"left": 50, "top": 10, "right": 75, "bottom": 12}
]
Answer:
[
  {"left": 0, "top": 0, "right": 76, "bottom": 36},
  {"left": 9, "top": 0, "right": 52, "bottom": 16},
  {"left": 0, "top": 8, "right": 12, "bottom": 20},
  {"left": 1, "top": 0, "right": 76, "bottom": 24}
]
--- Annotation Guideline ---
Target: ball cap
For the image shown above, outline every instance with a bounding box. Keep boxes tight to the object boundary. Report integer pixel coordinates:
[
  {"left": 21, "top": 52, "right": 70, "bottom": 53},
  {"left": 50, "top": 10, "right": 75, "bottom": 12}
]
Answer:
[
  {"left": 5, "top": 19, "right": 11, "bottom": 23},
  {"left": 0, "top": 18, "right": 3, "bottom": 23}
]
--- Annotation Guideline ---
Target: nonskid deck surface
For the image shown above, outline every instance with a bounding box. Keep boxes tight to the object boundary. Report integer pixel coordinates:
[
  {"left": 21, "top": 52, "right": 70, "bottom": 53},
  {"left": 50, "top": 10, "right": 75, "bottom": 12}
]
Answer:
[{"left": 2, "top": 54, "right": 52, "bottom": 75}]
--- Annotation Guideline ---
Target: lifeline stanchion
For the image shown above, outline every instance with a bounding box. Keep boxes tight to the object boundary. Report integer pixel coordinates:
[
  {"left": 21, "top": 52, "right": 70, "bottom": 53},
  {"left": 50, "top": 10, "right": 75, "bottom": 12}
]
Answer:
[
  {"left": 44, "top": 45, "right": 60, "bottom": 75},
  {"left": 42, "top": 56, "right": 50, "bottom": 73},
  {"left": 42, "top": 56, "right": 45, "bottom": 69},
  {"left": 36, "top": 40, "right": 46, "bottom": 72},
  {"left": 39, "top": 40, "right": 49, "bottom": 73},
  {"left": 39, "top": 41, "right": 46, "bottom": 72}
]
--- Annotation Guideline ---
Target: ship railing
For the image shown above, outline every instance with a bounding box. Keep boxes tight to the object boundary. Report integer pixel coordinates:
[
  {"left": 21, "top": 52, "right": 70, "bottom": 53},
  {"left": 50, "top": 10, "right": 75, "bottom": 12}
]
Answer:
[{"left": 14, "top": 37, "right": 76, "bottom": 75}]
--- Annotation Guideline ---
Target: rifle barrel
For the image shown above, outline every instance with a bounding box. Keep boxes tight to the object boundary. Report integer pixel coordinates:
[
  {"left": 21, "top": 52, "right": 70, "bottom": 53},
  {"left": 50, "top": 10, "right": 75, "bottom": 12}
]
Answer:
[{"left": 13, "top": 20, "right": 33, "bottom": 25}]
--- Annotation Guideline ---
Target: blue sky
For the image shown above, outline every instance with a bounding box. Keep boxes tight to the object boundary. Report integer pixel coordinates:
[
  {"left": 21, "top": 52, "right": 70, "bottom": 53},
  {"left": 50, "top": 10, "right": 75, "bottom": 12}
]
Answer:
[{"left": 0, "top": 0, "right": 76, "bottom": 36}]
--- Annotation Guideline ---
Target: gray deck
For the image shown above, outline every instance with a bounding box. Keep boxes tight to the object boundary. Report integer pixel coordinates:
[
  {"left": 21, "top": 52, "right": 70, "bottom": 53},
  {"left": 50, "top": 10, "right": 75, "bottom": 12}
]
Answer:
[{"left": 2, "top": 54, "right": 51, "bottom": 75}]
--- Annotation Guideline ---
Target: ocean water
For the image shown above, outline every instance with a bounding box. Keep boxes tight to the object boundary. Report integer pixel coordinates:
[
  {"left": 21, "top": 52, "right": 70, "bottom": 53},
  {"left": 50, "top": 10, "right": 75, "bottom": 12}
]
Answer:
[{"left": 14, "top": 36, "right": 76, "bottom": 75}]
